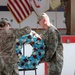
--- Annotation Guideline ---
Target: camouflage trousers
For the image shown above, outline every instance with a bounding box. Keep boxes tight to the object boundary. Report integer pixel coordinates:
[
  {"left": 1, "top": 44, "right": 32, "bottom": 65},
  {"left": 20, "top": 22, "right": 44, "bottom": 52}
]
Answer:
[
  {"left": 0, "top": 57, "right": 19, "bottom": 75},
  {"left": 47, "top": 61, "right": 63, "bottom": 75}
]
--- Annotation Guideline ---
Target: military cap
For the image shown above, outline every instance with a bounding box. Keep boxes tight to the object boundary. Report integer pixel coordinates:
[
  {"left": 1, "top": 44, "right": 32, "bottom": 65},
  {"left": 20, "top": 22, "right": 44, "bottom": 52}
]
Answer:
[
  {"left": 0, "top": 18, "right": 10, "bottom": 25},
  {"left": 37, "top": 13, "right": 49, "bottom": 24}
]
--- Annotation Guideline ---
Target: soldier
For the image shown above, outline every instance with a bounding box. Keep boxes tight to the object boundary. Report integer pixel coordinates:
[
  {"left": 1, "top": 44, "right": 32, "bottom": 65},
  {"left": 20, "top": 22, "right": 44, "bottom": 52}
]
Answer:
[
  {"left": 37, "top": 13, "right": 63, "bottom": 75},
  {"left": 0, "top": 18, "right": 31, "bottom": 75}
]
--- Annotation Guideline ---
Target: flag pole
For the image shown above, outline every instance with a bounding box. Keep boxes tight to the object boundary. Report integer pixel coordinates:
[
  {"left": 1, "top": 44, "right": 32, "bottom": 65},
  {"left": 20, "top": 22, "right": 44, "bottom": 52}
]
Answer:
[
  {"left": 19, "top": 23, "right": 21, "bottom": 29},
  {"left": 10, "top": 19, "right": 13, "bottom": 27},
  {"left": 55, "top": 10, "right": 57, "bottom": 28}
]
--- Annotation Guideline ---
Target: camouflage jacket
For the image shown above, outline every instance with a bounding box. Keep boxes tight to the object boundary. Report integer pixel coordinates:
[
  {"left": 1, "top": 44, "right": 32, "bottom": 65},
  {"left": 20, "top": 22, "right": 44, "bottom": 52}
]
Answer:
[
  {"left": 41, "top": 25, "right": 63, "bottom": 65},
  {"left": 0, "top": 26, "right": 31, "bottom": 64}
]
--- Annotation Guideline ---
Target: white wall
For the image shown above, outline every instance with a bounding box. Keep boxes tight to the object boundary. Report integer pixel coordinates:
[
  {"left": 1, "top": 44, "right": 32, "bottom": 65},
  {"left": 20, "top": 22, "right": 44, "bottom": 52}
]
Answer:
[
  {"left": 0, "top": 0, "right": 66, "bottom": 29},
  {"left": 0, "top": 11, "right": 66, "bottom": 29},
  {"left": 61, "top": 43, "right": 75, "bottom": 75},
  {"left": 0, "top": 0, "right": 8, "bottom": 6}
]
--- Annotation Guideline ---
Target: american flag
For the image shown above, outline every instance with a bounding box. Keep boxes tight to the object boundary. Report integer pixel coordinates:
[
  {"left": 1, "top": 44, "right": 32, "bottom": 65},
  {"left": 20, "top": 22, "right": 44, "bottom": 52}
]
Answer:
[{"left": 7, "top": 0, "right": 32, "bottom": 23}]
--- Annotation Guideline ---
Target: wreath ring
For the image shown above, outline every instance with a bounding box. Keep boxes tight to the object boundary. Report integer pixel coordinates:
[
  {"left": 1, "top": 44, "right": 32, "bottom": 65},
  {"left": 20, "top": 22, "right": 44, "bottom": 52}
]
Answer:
[{"left": 16, "top": 30, "right": 45, "bottom": 69}]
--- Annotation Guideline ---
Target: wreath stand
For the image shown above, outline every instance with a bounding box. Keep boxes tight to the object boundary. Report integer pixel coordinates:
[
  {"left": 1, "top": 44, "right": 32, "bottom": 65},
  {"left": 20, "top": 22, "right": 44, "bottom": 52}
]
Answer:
[
  {"left": 19, "top": 44, "right": 37, "bottom": 75},
  {"left": 10, "top": 21, "right": 39, "bottom": 75},
  {"left": 12, "top": 23, "right": 37, "bottom": 75},
  {"left": 15, "top": 23, "right": 45, "bottom": 75}
]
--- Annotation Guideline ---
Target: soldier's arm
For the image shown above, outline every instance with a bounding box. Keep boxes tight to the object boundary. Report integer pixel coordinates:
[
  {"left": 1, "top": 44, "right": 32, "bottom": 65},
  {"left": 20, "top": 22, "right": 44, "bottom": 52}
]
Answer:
[{"left": 13, "top": 26, "right": 31, "bottom": 38}]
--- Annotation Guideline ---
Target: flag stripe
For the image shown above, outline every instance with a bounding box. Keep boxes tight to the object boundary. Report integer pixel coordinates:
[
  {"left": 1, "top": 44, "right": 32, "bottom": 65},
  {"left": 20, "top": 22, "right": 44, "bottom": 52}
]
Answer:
[
  {"left": 25, "top": 0, "right": 31, "bottom": 14},
  {"left": 7, "top": 0, "right": 32, "bottom": 23},
  {"left": 12, "top": 0, "right": 23, "bottom": 20},
  {"left": 7, "top": 4, "right": 20, "bottom": 23},
  {"left": 21, "top": 0, "right": 30, "bottom": 16},
  {"left": 8, "top": 1, "right": 22, "bottom": 22},
  {"left": 20, "top": 1, "right": 28, "bottom": 17},
  {"left": 23, "top": 1, "right": 31, "bottom": 14},
  {"left": 20, "top": 0, "right": 29, "bottom": 16},
  {"left": 8, "top": 0, "right": 23, "bottom": 21},
  {"left": 14, "top": 0, "right": 26, "bottom": 19}
]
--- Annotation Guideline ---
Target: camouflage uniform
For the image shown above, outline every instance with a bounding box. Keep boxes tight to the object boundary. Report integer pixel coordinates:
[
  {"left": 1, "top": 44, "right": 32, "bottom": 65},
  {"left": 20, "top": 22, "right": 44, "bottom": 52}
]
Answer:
[
  {"left": 0, "top": 26, "right": 31, "bottom": 75},
  {"left": 41, "top": 25, "right": 63, "bottom": 75}
]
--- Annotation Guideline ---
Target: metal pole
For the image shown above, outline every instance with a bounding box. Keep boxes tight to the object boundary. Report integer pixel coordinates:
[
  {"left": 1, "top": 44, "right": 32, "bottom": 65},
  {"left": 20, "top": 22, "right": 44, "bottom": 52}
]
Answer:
[{"left": 23, "top": 44, "right": 25, "bottom": 75}]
